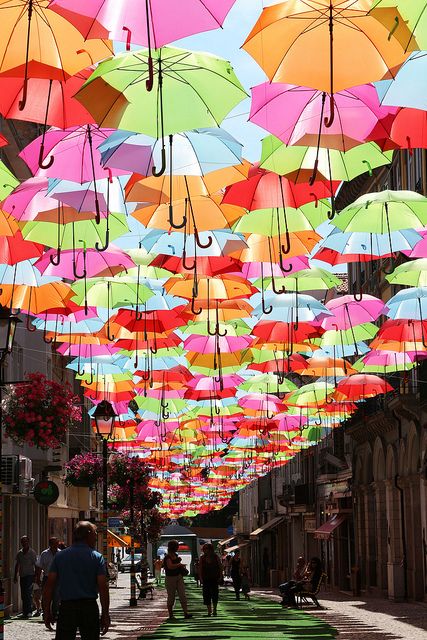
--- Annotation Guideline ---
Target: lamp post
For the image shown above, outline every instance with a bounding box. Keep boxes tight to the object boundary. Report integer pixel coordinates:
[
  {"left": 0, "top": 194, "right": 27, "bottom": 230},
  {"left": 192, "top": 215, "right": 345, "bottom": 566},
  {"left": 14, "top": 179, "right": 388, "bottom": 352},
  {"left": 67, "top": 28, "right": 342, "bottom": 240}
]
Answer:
[
  {"left": 129, "top": 477, "right": 137, "bottom": 607},
  {"left": 0, "top": 308, "right": 21, "bottom": 640},
  {"left": 93, "top": 400, "right": 116, "bottom": 573}
]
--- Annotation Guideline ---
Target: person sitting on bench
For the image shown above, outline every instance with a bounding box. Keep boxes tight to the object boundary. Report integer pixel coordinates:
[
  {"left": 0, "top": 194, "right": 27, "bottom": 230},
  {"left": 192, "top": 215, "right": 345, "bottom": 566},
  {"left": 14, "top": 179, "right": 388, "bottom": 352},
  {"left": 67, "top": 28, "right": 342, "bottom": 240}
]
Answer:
[
  {"left": 279, "top": 556, "right": 307, "bottom": 606},
  {"left": 288, "top": 557, "right": 323, "bottom": 607}
]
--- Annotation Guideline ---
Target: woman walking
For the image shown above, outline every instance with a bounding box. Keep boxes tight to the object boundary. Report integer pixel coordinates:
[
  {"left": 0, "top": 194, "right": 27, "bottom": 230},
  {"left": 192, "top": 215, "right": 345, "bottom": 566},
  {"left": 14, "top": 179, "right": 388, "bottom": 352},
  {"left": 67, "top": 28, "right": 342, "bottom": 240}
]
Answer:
[
  {"left": 199, "top": 543, "right": 223, "bottom": 617},
  {"left": 163, "top": 540, "right": 193, "bottom": 621},
  {"left": 230, "top": 550, "right": 242, "bottom": 600}
]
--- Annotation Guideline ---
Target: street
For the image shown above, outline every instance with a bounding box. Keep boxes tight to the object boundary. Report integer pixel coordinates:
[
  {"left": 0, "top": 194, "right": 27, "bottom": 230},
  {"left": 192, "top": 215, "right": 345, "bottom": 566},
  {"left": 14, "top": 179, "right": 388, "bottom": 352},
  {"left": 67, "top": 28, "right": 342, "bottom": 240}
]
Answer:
[{"left": 5, "top": 575, "right": 427, "bottom": 639}]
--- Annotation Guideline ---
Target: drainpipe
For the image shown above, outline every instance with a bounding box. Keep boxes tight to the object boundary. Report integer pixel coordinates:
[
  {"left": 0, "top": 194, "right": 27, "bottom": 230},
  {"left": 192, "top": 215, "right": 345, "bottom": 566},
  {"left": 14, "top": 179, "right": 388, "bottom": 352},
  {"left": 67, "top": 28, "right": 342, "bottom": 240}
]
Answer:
[{"left": 393, "top": 410, "right": 408, "bottom": 600}]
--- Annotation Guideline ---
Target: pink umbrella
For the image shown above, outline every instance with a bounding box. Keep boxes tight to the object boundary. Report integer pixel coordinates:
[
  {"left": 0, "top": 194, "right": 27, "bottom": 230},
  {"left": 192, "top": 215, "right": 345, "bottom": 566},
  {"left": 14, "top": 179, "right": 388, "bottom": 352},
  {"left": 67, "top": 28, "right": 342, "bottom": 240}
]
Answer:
[
  {"left": 275, "top": 413, "right": 308, "bottom": 432},
  {"left": 56, "top": 342, "right": 120, "bottom": 357},
  {"left": 322, "top": 295, "right": 388, "bottom": 331},
  {"left": 144, "top": 389, "right": 186, "bottom": 399},
  {"left": 250, "top": 83, "right": 397, "bottom": 151},
  {"left": 49, "top": 0, "right": 237, "bottom": 47},
  {"left": 19, "top": 126, "right": 127, "bottom": 183},
  {"left": 241, "top": 257, "right": 309, "bottom": 279},
  {"left": 34, "top": 246, "right": 135, "bottom": 279},
  {"left": 402, "top": 229, "right": 427, "bottom": 258},
  {"left": 238, "top": 393, "right": 285, "bottom": 412},
  {"left": 3, "top": 178, "right": 59, "bottom": 221},
  {"left": 183, "top": 335, "right": 252, "bottom": 353},
  {"left": 187, "top": 374, "right": 244, "bottom": 390},
  {"left": 356, "top": 350, "right": 415, "bottom": 370}
]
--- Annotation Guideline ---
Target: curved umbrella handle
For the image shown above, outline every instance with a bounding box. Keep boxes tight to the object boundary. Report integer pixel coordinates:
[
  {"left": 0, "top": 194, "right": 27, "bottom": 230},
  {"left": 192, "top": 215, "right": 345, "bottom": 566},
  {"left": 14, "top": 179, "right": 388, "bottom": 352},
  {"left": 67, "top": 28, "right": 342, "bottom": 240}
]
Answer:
[
  {"left": 191, "top": 297, "right": 202, "bottom": 315},
  {"left": 106, "top": 322, "right": 115, "bottom": 341},
  {"left": 152, "top": 144, "right": 166, "bottom": 177},
  {"left": 262, "top": 298, "right": 273, "bottom": 315},
  {"left": 279, "top": 251, "right": 292, "bottom": 273},
  {"left": 26, "top": 313, "right": 37, "bottom": 333},
  {"left": 362, "top": 160, "right": 373, "bottom": 177},
  {"left": 353, "top": 284, "right": 363, "bottom": 302},
  {"left": 383, "top": 257, "right": 396, "bottom": 276},
  {"left": 388, "top": 15, "right": 400, "bottom": 41},
  {"left": 73, "top": 240, "right": 87, "bottom": 279},
  {"left": 168, "top": 203, "right": 187, "bottom": 229},
  {"left": 324, "top": 94, "right": 335, "bottom": 128},
  {"left": 194, "top": 228, "right": 213, "bottom": 249},
  {"left": 95, "top": 226, "right": 109, "bottom": 252},
  {"left": 49, "top": 247, "right": 61, "bottom": 266},
  {"left": 327, "top": 197, "right": 336, "bottom": 220},
  {"left": 310, "top": 193, "right": 319, "bottom": 208},
  {"left": 18, "top": 77, "right": 29, "bottom": 112},
  {"left": 271, "top": 276, "right": 286, "bottom": 295},
  {"left": 314, "top": 414, "right": 322, "bottom": 426},
  {"left": 38, "top": 143, "right": 54, "bottom": 170}
]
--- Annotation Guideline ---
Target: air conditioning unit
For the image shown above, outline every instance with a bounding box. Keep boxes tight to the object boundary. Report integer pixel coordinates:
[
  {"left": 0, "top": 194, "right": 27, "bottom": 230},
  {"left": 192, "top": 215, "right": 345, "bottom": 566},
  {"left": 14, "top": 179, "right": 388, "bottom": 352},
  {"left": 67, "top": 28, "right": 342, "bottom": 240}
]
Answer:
[
  {"left": 1, "top": 455, "right": 19, "bottom": 492},
  {"left": 19, "top": 456, "right": 34, "bottom": 495}
]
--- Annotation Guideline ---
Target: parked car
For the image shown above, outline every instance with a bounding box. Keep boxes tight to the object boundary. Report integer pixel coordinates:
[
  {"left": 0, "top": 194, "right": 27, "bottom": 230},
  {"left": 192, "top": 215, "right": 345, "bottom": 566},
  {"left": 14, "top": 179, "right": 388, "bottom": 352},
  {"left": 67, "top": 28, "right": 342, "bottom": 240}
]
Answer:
[{"left": 120, "top": 553, "right": 142, "bottom": 573}]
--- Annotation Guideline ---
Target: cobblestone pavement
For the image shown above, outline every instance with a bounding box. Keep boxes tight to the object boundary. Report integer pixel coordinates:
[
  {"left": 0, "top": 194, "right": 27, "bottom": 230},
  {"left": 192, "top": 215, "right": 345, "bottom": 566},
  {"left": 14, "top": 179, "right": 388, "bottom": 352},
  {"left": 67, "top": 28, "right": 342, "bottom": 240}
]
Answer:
[
  {"left": 5, "top": 573, "right": 168, "bottom": 640},
  {"left": 252, "top": 587, "right": 427, "bottom": 640},
  {"left": 6, "top": 576, "right": 427, "bottom": 639}
]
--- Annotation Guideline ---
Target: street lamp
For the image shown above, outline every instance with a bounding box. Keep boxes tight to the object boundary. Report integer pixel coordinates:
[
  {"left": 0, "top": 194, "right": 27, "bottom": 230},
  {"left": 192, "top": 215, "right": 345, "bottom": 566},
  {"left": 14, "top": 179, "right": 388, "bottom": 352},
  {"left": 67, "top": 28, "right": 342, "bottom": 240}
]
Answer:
[
  {"left": 0, "top": 308, "right": 21, "bottom": 640},
  {"left": 92, "top": 401, "right": 117, "bottom": 575}
]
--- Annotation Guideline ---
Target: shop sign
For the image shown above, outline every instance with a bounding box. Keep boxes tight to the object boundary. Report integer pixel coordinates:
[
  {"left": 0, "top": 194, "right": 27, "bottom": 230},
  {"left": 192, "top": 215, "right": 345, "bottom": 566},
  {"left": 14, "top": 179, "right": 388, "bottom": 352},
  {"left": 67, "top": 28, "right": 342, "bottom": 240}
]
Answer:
[
  {"left": 33, "top": 480, "right": 59, "bottom": 506},
  {"left": 304, "top": 517, "right": 316, "bottom": 532}
]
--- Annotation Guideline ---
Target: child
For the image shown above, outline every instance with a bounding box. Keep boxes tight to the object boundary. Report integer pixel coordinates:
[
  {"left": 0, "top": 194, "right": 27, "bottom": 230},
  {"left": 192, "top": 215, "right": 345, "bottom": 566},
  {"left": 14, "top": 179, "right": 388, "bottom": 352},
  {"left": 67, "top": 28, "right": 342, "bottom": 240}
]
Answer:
[{"left": 241, "top": 564, "right": 251, "bottom": 600}]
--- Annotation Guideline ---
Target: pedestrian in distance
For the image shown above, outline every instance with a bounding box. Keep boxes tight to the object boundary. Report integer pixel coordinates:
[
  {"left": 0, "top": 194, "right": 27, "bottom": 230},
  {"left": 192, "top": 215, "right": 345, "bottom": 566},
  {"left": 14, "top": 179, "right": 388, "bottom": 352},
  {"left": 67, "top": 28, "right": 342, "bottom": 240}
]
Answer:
[
  {"left": 163, "top": 539, "right": 193, "bottom": 621},
  {"left": 154, "top": 555, "right": 163, "bottom": 585},
  {"left": 14, "top": 535, "right": 38, "bottom": 619},
  {"left": 37, "top": 536, "right": 60, "bottom": 622},
  {"left": 199, "top": 543, "right": 223, "bottom": 617},
  {"left": 230, "top": 549, "right": 242, "bottom": 600},
  {"left": 241, "top": 564, "right": 251, "bottom": 600},
  {"left": 43, "top": 521, "right": 110, "bottom": 639},
  {"left": 193, "top": 557, "right": 200, "bottom": 587}
]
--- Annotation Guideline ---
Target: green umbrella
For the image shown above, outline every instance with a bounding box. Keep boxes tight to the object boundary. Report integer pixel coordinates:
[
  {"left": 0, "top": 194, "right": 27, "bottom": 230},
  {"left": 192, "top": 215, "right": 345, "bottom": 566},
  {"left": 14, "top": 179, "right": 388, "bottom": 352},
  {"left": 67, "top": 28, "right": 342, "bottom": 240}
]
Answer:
[
  {"left": 233, "top": 202, "right": 329, "bottom": 235},
  {"left": 370, "top": 1, "right": 425, "bottom": 51},
  {"left": 71, "top": 278, "right": 153, "bottom": 309},
  {"left": 260, "top": 137, "right": 394, "bottom": 183},
  {"left": 181, "top": 319, "right": 252, "bottom": 337},
  {"left": 333, "top": 190, "right": 427, "bottom": 233},
  {"left": 285, "top": 382, "right": 335, "bottom": 407},
  {"left": 21, "top": 213, "right": 129, "bottom": 249},
  {"left": 386, "top": 258, "right": 427, "bottom": 287},
  {"left": 77, "top": 46, "right": 247, "bottom": 137},
  {"left": 0, "top": 161, "right": 19, "bottom": 199},
  {"left": 239, "top": 374, "right": 297, "bottom": 394},
  {"left": 318, "top": 323, "right": 379, "bottom": 346},
  {"left": 255, "top": 267, "right": 341, "bottom": 292}
]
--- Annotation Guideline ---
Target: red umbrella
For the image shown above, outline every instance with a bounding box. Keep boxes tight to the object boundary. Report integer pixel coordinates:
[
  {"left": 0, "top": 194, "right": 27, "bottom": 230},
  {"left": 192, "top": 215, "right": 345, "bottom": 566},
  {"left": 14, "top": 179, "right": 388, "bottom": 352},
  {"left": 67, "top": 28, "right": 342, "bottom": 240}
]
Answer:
[
  {"left": 252, "top": 321, "right": 322, "bottom": 343},
  {"left": 313, "top": 246, "right": 394, "bottom": 266},
  {"left": 149, "top": 254, "right": 243, "bottom": 277},
  {"left": 0, "top": 71, "right": 95, "bottom": 129},
  {"left": 0, "top": 231, "right": 44, "bottom": 264},
  {"left": 335, "top": 375, "right": 393, "bottom": 401},
  {"left": 247, "top": 353, "right": 307, "bottom": 374},
  {"left": 222, "top": 165, "right": 339, "bottom": 210},
  {"left": 112, "top": 306, "right": 187, "bottom": 333}
]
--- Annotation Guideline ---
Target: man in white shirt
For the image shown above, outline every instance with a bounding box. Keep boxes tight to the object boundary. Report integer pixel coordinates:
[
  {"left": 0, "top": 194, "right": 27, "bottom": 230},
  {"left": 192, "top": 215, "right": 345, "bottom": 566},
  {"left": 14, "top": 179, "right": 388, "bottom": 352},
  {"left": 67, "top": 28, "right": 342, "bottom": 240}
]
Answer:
[
  {"left": 14, "top": 536, "right": 38, "bottom": 618},
  {"left": 37, "top": 537, "right": 60, "bottom": 620}
]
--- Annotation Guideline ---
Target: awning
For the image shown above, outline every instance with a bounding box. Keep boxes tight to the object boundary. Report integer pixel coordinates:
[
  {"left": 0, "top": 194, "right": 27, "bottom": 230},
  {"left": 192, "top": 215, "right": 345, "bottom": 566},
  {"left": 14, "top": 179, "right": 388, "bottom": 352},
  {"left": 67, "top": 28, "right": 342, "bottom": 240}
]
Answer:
[
  {"left": 224, "top": 543, "right": 249, "bottom": 553},
  {"left": 107, "top": 530, "right": 130, "bottom": 548},
  {"left": 250, "top": 516, "right": 285, "bottom": 539},
  {"left": 218, "top": 535, "right": 236, "bottom": 547},
  {"left": 314, "top": 515, "right": 347, "bottom": 540}
]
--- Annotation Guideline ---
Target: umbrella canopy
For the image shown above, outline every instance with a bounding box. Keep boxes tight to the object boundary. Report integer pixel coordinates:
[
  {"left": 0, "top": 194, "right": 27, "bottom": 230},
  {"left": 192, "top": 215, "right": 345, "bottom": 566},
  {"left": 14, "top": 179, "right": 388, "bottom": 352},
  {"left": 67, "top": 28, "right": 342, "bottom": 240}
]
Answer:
[
  {"left": 76, "top": 46, "right": 247, "bottom": 136},
  {"left": 49, "top": 0, "right": 237, "bottom": 47},
  {"left": 243, "top": 0, "right": 410, "bottom": 102}
]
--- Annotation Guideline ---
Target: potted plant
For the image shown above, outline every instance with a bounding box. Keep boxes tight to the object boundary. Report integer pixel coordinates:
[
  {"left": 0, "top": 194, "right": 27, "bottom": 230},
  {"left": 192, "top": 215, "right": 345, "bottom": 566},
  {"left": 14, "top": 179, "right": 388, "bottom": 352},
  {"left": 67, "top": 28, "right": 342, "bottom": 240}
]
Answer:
[
  {"left": 64, "top": 452, "right": 103, "bottom": 487},
  {"left": 2, "top": 372, "right": 81, "bottom": 450}
]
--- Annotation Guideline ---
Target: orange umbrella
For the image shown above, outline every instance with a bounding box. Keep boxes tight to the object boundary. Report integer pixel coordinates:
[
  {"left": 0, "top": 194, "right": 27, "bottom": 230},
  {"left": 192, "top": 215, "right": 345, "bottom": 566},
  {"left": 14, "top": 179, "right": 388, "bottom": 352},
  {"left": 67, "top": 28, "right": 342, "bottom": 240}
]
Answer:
[
  {"left": 243, "top": 0, "right": 410, "bottom": 119},
  {"left": 0, "top": 0, "right": 112, "bottom": 109},
  {"left": 0, "top": 281, "right": 71, "bottom": 313},
  {"left": 296, "top": 356, "right": 356, "bottom": 378},
  {"left": 132, "top": 195, "right": 245, "bottom": 232},
  {"left": 184, "top": 299, "right": 253, "bottom": 322},
  {"left": 125, "top": 162, "right": 250, "bottom": 203},
  {"left": 231, "top": 232, "right": 321, "bottom": 262},
  {"left": 164, "top": 275, "right": 256, "bottom": 300},
  {"left": 0, "top": 210, "right": 19, "bottom": 236}
]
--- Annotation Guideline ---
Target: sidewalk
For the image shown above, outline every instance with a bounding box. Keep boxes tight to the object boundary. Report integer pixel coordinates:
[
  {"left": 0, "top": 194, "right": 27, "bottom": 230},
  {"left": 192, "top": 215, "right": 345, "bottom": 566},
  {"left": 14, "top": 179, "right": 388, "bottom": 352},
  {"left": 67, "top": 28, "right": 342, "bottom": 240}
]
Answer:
[{"left": 251, "top": 586, "right": 427, "bottom": 640}]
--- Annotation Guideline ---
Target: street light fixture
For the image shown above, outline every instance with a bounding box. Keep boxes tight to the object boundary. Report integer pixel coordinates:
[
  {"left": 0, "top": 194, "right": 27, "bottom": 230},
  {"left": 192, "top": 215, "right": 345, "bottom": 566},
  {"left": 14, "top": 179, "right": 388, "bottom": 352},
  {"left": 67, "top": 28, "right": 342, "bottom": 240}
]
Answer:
[
  {"left": 0, "top": 308, "right": 22, "bottom": 640},
  {"left": 92, "top": 401, "right": 117, "bottom": 578}
]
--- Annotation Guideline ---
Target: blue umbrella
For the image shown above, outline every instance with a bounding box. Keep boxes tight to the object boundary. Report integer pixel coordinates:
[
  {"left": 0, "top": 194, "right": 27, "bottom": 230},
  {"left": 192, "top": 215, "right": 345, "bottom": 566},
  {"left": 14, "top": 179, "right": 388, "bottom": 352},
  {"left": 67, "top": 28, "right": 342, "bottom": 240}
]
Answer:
[
  {"left": 99, "top": 128, "right": 243, "bottom": 175},
  {"left": 386, "top": 286, "right": 427, "bottom": 319},
  {"left": 314, "top": 226, "right": 422, "bottom": 257},
  {"left": 376, "top": 52, "right": 427, "bottom": 110},
  {"left": 0, "top": 259, "right": 61, "bottom": 286},
  {"left": 252, "top": 292, "right": 332, "bottom": 325}
]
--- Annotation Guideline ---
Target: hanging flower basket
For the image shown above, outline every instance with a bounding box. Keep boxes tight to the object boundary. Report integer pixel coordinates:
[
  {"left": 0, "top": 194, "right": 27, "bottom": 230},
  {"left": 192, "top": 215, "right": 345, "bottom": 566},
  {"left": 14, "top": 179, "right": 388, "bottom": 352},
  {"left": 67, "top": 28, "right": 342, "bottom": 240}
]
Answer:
[
  {"left": 3, "top": 373, "right": 81, "bottom": 451},
  {"left": 108, "top": 453, "right": 151, "bottom": 487},
  {"left": 64, "top": 452, "right": 103, "bottom": 487}
]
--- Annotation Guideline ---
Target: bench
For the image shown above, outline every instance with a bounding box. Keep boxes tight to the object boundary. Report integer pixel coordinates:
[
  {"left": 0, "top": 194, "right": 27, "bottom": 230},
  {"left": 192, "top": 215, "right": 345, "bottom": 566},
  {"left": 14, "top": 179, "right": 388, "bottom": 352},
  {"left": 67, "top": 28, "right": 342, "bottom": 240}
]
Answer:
[
  {"left": 295, "top": 573, "right": 327, "bottom": 609},
  {"left": 135, "top": 575, "right": 155, "bottom": 600}
]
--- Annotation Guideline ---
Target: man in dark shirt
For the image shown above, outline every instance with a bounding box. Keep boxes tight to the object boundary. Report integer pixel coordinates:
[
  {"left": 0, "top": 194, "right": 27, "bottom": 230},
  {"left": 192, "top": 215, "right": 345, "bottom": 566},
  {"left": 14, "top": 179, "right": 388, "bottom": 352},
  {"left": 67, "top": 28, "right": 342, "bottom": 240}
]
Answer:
[{"left": 43, "top": 521, "right": 110, "bottom": 639}]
